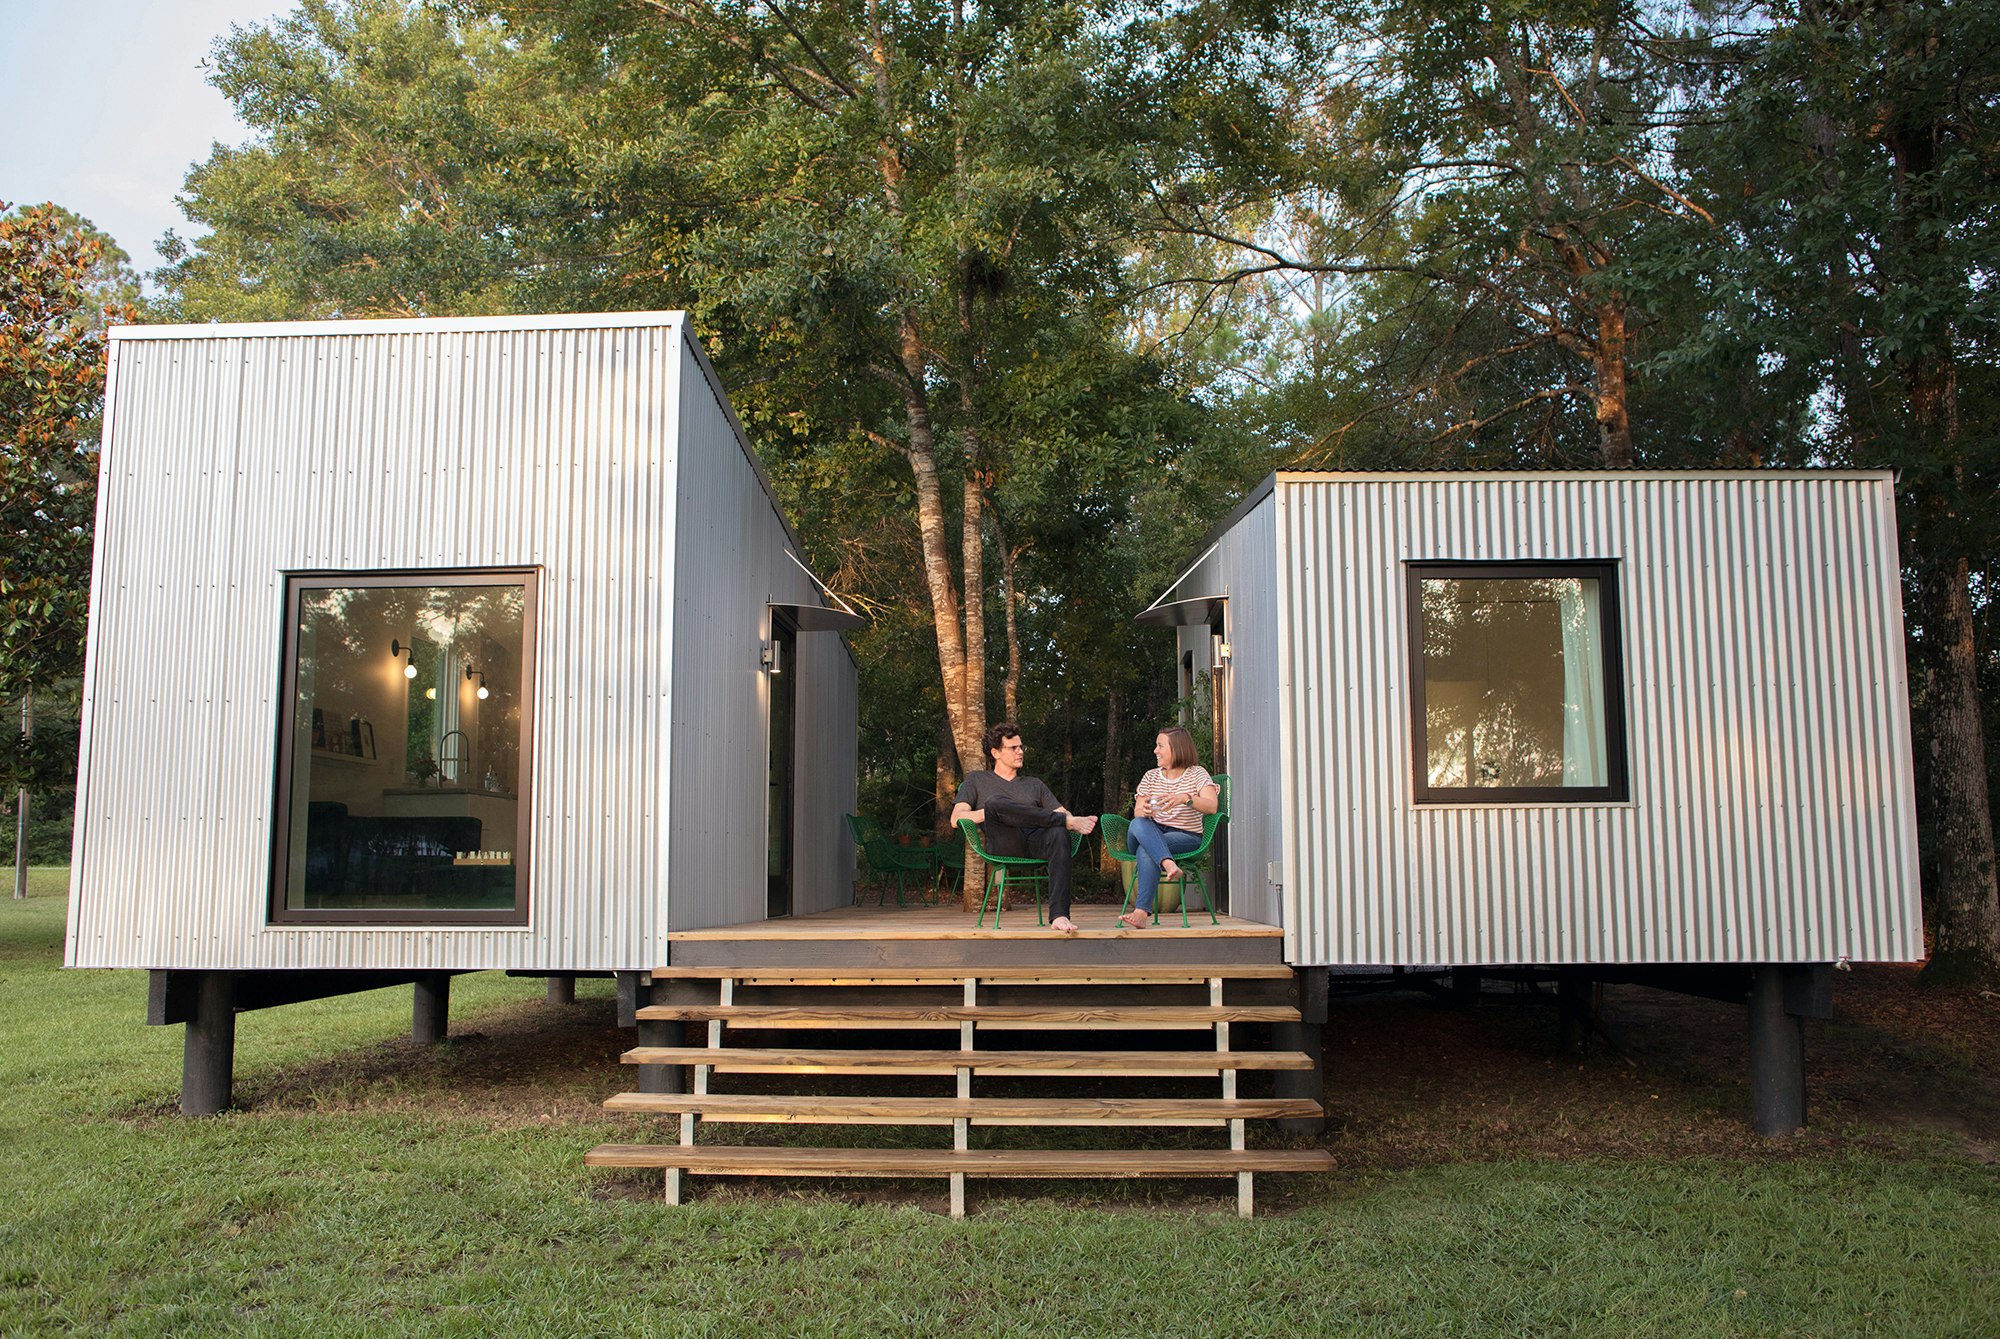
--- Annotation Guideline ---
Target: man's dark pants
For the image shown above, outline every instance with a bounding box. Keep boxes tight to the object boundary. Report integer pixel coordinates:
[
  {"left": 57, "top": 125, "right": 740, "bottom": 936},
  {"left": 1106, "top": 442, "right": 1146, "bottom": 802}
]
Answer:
[{"left": 979, "top": 798, "right": 1075, "bottom": 921}]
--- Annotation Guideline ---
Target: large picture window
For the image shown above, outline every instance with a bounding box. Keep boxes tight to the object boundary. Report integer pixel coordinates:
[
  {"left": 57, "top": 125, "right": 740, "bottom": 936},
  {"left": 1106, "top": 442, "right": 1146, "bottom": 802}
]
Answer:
[
  {"left": 1407, "top": 562, "right": 1628, "bottom": 804},
  {"left": 271, "top": 570, "right": 537, "bottom": 924}
]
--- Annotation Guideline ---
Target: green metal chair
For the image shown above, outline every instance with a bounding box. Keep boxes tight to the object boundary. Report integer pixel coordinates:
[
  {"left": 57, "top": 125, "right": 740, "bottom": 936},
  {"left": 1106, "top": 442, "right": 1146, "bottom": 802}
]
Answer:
[
  {"left": 847, "top": 814, "right": 932, "bottom": 906},
  {"left": 1105, "top": 772, "right": 1229, "bottom": 927},
  {"left": 956, "top": 818, "right": 1082, "bottom": 929}
]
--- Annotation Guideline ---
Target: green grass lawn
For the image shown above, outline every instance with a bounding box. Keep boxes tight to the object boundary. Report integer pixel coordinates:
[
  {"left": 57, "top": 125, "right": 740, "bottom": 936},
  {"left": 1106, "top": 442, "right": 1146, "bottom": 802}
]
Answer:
[{"left": 3, "top": 870, "right": 1997, "bottom": 1337}]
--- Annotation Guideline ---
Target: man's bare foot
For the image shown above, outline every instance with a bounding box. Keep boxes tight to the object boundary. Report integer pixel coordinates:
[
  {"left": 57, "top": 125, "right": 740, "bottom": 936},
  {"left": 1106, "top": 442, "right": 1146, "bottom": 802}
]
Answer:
[
  {"left": 1160, "top": 859, "right": 1182, "bottom": 881},
  {"left": 1065, "top": 813, "right": 1098, "bottom": 834},
  {"left": 1119, "top": 909, "right": 1150, "bottom": 930},
  {"left": 1050, "top": 916, "right": 1080, "bottom": 936}
]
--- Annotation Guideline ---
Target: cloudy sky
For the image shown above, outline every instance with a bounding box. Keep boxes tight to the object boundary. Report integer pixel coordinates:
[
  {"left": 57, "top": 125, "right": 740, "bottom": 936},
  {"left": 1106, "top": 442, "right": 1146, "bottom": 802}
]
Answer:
[{"left": 1, "top": 0, "right": 290, "bottom": 279}]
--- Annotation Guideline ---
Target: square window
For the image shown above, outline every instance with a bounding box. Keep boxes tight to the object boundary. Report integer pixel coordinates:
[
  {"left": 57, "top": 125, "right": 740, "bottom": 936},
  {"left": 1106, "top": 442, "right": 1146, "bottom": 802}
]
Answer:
[
  {"left": 271, "top": 571, "right": 537, "bottom": 924},
  {"left": 1407, "top": 562, "right": 1627, "bottom": 803}
]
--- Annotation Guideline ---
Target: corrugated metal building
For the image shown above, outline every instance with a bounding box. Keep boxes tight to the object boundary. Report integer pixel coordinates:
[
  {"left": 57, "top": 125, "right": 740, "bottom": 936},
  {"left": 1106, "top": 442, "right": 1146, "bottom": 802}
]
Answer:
[
  {"left": 1148, "top": 471, "right": 1923, "bottom": 969},
  {"left": 66, "top": 312, "right": 857, "bottom": 977}
]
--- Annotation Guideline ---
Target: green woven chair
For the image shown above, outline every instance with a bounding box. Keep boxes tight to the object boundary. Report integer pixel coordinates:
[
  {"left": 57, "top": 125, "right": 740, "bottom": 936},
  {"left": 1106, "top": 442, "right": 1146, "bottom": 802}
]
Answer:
[
  {"left": 956, "top": 818, "right": 1082, "bottom": 929},
  {"left": 1104, "top": 772, "right": 1229, "bottom": 927},
  {"left": 847, "top": 814, "right": 932, "bottom": 906}
]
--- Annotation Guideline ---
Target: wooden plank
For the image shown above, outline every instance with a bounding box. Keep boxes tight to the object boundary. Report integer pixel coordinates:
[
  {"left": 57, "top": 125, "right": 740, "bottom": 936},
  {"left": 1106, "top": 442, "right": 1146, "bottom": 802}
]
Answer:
[
  {"left": 631, "top": 1004, "right": 1301, "bottom": 1027},
  {"left": 617, "top": 1046, "right": 1315, "bottom": 1074},
  {"left": 663, "top": 938, "right": 1285, "bottom": 969},
  {"left": 648, "top": 964, "right": 1295, "bottom": 983},
  {"left": 663, "top": 906, "right": 1282, "bottom": 942},
  {"left": 602, "top": 1093, "right": 1325, "bottom": 1126},
  {"left": 584, "top": 1145, "right": 1338, "bottom": 1177}
]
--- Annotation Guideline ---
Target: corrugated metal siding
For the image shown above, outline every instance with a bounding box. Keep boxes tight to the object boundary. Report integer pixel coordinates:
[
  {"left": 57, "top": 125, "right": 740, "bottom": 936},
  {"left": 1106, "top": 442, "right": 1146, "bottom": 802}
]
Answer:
[
  {"left": 1213, "top": 498, "right": 1282, "bottom": 927},
  {"left": 792, "top": 630, "right": 859, "bottom": 916},
  {"left": 663, "top": 334, "right": 852, "bottom": 933},
  {"left": 67, "top": 316, "right": 684, "bottom": 971},
  {"left": 1273, "top": 473, "right": 1922, "bottom": 967}
]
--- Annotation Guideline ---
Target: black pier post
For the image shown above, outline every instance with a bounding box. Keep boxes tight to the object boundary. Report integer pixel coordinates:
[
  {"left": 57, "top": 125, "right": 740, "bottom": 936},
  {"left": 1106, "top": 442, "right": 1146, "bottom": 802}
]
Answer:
[
  {"left": 618, "top": 970, "right": 687, "bottom": 1095},
  {"left": 1274, "top": 967, "right": 1328, "bottom": 1135},
  {"left": 1748, "top": 963, "right": 1805, "bottom": 1136},
  {"left": 182, "top": 971, "right": 237, "bottom": 1116},
  {"left": 412, "top": 972, "right": 451, "bottom": 1045}
]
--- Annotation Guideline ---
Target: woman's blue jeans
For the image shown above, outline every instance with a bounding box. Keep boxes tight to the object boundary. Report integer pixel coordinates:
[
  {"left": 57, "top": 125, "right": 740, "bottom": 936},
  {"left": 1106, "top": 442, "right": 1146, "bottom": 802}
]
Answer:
[{"left": 1126, "top": 818, "right": 1203, "bottom": 913}]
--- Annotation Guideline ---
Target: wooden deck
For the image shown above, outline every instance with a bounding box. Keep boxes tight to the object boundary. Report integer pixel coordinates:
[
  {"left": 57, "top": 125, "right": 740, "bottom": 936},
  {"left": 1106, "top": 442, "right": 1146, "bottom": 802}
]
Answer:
[
  {"left": 664, "top": 903, "right": 1286, "bottom": 970},
  {"left": 671, "top": 903, "right": 1279, "bottom": 941}
]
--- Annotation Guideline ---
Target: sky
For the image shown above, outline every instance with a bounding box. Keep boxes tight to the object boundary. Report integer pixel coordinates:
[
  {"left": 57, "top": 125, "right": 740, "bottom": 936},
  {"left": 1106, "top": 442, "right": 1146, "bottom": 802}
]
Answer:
[{"left": 0, "top": 0, "right": 291, "bottom": 280}]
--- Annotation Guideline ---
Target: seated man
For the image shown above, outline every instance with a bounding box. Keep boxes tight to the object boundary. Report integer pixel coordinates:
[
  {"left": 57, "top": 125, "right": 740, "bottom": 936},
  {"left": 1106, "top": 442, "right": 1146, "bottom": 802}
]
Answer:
[{"left": 950, "top": 721, "right": 1098, "bottom": 934}]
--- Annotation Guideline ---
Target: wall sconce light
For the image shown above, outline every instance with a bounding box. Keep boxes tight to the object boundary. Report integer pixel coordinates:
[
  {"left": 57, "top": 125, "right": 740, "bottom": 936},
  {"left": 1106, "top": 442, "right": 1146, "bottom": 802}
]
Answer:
[
  {"left": 390, "top": 637, "right": 418, "bottom": 679},
  {"left": 759, "top": 640, "right": 782, "bottom": 674},
  {"left": 465, "top": 666, "right": 490, "bottom": 700}
]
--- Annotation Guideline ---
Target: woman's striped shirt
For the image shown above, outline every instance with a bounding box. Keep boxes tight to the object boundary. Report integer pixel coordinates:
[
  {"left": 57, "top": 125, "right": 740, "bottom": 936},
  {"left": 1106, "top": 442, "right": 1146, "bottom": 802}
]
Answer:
[{"left": 1135, "top": 765, "right": 1214, "bottom": 834}]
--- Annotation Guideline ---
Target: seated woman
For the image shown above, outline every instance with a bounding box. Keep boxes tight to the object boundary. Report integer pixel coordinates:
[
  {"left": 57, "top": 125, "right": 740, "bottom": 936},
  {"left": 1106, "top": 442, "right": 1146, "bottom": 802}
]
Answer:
[{"left": 1119, "top": 725, "right": 1219, "bottom": 930}]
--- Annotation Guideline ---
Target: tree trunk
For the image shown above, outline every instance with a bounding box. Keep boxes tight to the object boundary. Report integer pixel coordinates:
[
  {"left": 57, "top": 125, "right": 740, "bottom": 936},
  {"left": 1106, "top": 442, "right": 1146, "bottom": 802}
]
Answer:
[
  {"left": 1919, "top": 551, "right": 2000, "bottom": 982},
  {"left": 990, "top": 502, "right": 1022, "bottom": 722},
  {"left": 935, "top": 715, "right": 957, "bottom": 840},
  {"left": 12, "top": 690, "right": 28, "bottom": 901},
  {"left": 1592, "top": 300, "right": 1635, "bottom": 467},
  {"left": 1102, "top": 687, "right": 1122, "bottom": 814},
  {"left": 1906, "top": 352, "right": 1998, "bottom": 983},
  {"left": 870, "top": 0, "right": 984, "bottom": 781},
  {"left": 897, "top": 364, "right": 983, "bottom": 776},
  {"left": 1883, "top": 87, "right": 2000, "bottom": 983},
  {"left": 959, "top": 421, "right": 986, "bottom": 745}
]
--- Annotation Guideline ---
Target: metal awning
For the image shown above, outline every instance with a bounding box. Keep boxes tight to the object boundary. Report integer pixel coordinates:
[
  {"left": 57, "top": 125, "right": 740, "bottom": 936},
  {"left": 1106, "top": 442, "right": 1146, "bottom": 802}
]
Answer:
[
  {"left": 1134, "top": 596, "right": 1227, "bottom": 629},
  {"left": 771, "top": 601, "right": 867, "bottom": 633}
]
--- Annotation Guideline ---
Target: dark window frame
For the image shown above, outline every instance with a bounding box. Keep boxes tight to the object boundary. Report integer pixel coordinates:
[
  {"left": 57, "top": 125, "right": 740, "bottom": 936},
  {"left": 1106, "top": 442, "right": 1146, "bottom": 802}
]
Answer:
[
  {"left": 269, "top": 567, "right": 540, "bottom": 926},
  {"left": 1405, "top": 560, "right": 1630, "bottom": 805}
]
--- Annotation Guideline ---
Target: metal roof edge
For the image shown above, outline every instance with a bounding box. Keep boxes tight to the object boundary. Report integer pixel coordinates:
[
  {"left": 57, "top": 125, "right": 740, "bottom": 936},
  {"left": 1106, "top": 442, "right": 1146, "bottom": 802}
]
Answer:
[
  {"left": 108, "top": 310, "right": 687, "bottom": 340},
  {"left": 1146, "top": 473, "right": 1277, "bottom": 608},
  {"left": 1271, "top": 467, "right": 1897, "bottom": 483}
]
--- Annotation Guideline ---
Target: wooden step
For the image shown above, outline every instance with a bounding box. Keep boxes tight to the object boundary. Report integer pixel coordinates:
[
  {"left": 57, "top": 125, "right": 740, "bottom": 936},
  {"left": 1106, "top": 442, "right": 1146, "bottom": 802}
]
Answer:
[
  {"left": 585, "top": 1144, "right": 1336, "bottom": 1178},
  {"left": 619, "top": 1045, "right": 1314, "bottom": 1075},
  {"left": 650, "top": 963, "right": 1296, "bottom": 984},
  {"left": 602, "top": 1092, "right": 1325, "bottom": 1126},
  {"left": 632, "top": 1004, "right": 1300, "bottom": 1029}
]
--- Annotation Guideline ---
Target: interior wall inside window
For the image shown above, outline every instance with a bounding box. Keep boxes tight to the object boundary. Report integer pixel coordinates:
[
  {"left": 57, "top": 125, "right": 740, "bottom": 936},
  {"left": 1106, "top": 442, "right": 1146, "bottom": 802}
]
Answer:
[
  {"left": 1417, "top": 573, "right": 1615, "bottom": 795},
  {"left": 275, "top": 575, "right": 533, "bottom": 920}
]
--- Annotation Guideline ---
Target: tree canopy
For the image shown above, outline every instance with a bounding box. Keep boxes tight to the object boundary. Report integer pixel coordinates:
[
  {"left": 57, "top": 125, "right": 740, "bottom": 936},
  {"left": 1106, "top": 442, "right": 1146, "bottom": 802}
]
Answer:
[{"left": 0, "top": 203, "right": 138, "bottom": 796}]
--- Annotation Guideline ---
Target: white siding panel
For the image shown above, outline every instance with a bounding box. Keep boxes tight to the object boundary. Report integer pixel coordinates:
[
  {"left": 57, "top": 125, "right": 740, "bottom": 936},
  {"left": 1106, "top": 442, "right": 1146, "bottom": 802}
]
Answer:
[
  {"left": 68, "top": 316, "right": 684, "bottom": 971},
  {"left": 1272, "top": 473, "right": 1921, "bottom": 967}
]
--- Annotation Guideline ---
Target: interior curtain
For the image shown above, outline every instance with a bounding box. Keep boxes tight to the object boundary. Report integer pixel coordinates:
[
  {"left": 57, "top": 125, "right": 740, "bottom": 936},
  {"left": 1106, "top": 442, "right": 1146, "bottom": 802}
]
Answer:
[
  {"left": 435, "top": 644, "right": 464, "bottom": 781},
  {"left": 1559, "top": 579, "right": 1606, "bottom": 786}
]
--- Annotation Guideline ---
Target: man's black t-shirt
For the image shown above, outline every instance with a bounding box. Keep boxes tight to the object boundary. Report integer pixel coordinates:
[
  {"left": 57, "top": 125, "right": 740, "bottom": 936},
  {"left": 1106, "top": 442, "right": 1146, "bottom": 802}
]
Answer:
[
  {"left": 955, "top": 770, "right": 1060, "bottom": 816},
  {"left": 956, "top": 770, "right": 1065, "bottom": 858}
]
